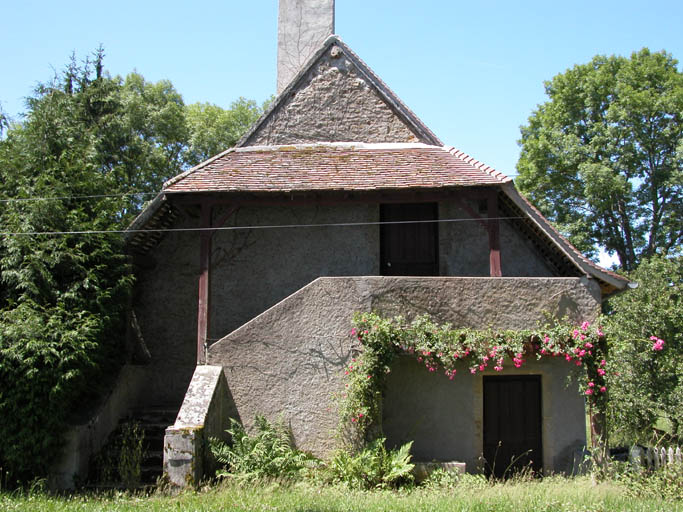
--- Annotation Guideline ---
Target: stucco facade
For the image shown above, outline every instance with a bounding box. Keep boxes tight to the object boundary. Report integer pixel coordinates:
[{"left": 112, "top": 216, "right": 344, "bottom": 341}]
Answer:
[
  {"left": 384, "top": 356, "right": 586, "bottom": 473},
  {"left": 133, "top": 198, "right": 563, "bottom": 407},
  {"left": 205, "top": 276, "right": 599, "bottom": 472}
]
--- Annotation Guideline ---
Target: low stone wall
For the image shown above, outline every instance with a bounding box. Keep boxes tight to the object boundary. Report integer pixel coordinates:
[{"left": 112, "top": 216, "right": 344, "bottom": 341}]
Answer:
[
  {"left": 49, "top": 365, "right": 146, "bottom": 489},
  {"left": 207, "top": 276, "right": 600, "bottom": 466},
  {"left": 163, "top": 365, "right": 237, "bottom": 487}
]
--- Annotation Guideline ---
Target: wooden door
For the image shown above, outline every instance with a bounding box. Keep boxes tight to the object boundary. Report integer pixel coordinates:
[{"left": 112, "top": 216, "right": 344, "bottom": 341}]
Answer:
[
  {"left": 380, "top": 203, "right": 438, "bottom": 276},
  {"left": 483, "top": 376, "right": 543, "bottom": 478}
]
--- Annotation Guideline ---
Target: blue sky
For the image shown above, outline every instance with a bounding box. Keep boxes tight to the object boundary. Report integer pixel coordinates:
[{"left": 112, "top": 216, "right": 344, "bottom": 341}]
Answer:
[{"left": 2, "top": 1, "right": 682, "bottom": 179}]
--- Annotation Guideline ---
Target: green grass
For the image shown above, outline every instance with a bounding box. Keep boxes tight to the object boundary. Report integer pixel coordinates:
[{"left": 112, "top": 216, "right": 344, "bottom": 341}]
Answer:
[{"left": 1, "top": 476, "right": 680, "bottom": 512}]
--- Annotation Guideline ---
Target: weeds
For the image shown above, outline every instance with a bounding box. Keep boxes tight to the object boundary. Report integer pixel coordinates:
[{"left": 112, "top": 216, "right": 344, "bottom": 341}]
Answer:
[
  {"left": 118, "top": 422, "right": 145, "bottom": 489},
  {"left": 617, "top": 462, "right": 683, "bottom": 502},
  {"left": 88, "top": 420, "right": 146, "bottom": 489}
]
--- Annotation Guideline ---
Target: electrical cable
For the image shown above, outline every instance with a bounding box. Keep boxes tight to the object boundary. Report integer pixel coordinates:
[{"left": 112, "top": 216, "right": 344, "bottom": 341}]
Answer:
[
  {"left": 0, "top": 216, "right": 524, "bottom": 237},
  {"left": 0, "top": 192, "right": 157, "bottom": 203}
]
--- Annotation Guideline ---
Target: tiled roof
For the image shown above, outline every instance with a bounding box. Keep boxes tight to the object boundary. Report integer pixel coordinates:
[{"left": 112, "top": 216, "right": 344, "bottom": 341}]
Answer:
[
  {"left": 164, "top": 143, "right": 511, "bottom": 194},
  {"left": 513, "top": 190, "right": 628, "bottom": 285}
]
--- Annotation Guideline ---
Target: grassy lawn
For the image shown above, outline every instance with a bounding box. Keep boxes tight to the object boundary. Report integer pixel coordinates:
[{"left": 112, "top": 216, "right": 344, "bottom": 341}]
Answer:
[{"left": 1, "top": 476, "right": 680, "bottom": 512}]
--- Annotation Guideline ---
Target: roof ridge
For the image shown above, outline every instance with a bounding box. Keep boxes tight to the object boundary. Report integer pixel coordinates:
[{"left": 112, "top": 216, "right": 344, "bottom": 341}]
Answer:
[
  {"left": 443, "top": 146, "right": 512, "bottom": 183},
  {"left": 233, "top": 142, "right": 438, "bottom": 152}
]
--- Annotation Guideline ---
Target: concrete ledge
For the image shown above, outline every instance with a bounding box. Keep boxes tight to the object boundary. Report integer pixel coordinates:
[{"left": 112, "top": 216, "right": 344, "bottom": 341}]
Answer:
[
  {"left": 163, "top": 365, "right": 236, "bottom": 487},
  {"left": 48, "top": 365, "right": 145, "bottom": 489},
  {"left": 413, "top": 461, "right": 466, "bottom": 482},
  {"left": 163, "top": 426, "right": 204, "bottom": 487}
]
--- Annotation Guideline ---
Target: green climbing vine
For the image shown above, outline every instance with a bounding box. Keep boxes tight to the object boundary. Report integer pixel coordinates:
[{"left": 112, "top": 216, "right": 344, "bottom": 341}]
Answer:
[{"left": 338, "top": 312, "right": 611, "bottom": 447}]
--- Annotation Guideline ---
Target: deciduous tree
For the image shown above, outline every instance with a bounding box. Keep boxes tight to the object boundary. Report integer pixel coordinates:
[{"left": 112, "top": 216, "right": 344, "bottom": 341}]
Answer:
[
  {"left": 517, "top": 49, "right": 683, "bottom": 270},
  {"left": 183, "top": 97, "right": 264, "bottom": 167}
]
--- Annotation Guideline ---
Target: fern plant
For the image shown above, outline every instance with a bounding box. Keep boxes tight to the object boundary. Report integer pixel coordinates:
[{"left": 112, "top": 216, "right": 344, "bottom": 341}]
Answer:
[
  {"left": 210, "top": 415, "right": 318, "bottom": 481},
  {"left": 329, "top": 438, "right": 414, "bottom": 489}
]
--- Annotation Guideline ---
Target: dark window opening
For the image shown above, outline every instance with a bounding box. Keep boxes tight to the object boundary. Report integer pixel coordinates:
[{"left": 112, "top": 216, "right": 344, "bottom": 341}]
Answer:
[{"left": 380, "top": 203, "right": 438, "bottom": 276}]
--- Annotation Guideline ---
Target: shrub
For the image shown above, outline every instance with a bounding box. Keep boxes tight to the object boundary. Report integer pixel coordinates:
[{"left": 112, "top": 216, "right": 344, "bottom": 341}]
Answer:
[
  {"left": 618, "top": 463, "right": 683, "bottom": 502},
  {"left": 605, "top": 256, "right": 682, "bottom": 443}
]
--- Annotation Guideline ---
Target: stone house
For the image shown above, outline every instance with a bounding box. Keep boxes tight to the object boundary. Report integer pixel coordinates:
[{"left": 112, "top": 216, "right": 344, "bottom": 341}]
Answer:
[{"left": 50, "top": 0, "right": 630, "bottom": 488}]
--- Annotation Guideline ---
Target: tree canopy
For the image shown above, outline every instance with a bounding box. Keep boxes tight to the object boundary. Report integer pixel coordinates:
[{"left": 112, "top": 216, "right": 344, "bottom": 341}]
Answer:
[
  {"left": 184, "top": 97, "right": 267, "bottom": 167},
  {"left": 0, "top": 50, "right": 263, "bottom": 482},
  {"left": 517, "top": 48, "right": 683, "bottom": 271}
]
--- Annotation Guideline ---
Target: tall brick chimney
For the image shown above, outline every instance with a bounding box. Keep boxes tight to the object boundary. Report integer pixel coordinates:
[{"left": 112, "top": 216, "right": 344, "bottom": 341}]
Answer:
[{"left": 277, "top": 0, "right": 335, "bottom": 94}]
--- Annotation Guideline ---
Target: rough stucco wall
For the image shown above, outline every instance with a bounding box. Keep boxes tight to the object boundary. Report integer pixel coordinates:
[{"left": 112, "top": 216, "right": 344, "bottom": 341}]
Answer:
[
  {"left": 133, "top": 213, "right": 199, "bottom": 408},
  {"left": 208, "top": 276, "right": 600, "bottom": 460},
  {"left": 210, "top": 203, "right": 378, "bottom": 337},
  {"left": 245, "top": 44, "right": 421, "bottom": 146},
  {"left": 439, "top": 200, "right": 555, "bottom": 277},
  {"left": 134, "top": 199, "right": 581, "bottom": 410},
  {"left": 383, "top": 356, "right": 586, "bottom": 473}
]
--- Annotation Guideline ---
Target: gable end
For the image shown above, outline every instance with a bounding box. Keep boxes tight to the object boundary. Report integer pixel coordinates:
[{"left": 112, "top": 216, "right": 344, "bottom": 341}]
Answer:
[{"left": 239, "top": 36, "right": 442, "bottom": 147}]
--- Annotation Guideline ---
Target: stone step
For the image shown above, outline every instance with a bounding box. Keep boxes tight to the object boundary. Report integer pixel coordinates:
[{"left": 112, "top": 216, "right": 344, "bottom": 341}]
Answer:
[{"left": 129, "top": 407, "right": 179, "bottom": 485}]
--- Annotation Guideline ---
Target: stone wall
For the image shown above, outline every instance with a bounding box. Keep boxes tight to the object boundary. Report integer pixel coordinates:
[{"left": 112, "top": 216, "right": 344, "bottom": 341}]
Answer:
[
  {"left": 245, "top": 43, "right": 422, "bottom": 146},
  {"left": 208, "top": 276, "right": 600, "bottom": 466},
  {"left": 49, "top": 366, "right": 146, "bottom": 489},
  {"left": 439, "top": 200, "right": 555, "bottom": 277},
  {"left": 210, "top": 203, "right": 378, "bottom": 337}
]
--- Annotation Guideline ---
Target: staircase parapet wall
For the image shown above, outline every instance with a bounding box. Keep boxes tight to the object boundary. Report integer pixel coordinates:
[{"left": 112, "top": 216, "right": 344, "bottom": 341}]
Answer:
[
  {"left": 163, "top": 365, "right": 236, "bottom": 487},
  {"left": 207, "top": 276, "right": 601, "bottom": 459},
  {"left": 48, "top": 365, "right": 146, "bottom": 489}
]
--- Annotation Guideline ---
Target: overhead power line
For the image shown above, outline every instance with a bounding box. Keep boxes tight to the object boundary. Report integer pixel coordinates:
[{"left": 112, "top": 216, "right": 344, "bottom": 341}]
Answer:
[
  {"left": 0, "top": 191, "right": 158, "bottom": 204},
  {"left": 0, "top": 216, "right": 524, "bottom": 237}
]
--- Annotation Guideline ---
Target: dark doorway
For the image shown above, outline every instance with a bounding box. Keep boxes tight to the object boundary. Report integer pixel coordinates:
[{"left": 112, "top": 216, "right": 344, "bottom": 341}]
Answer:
[
  {"left": 380, "top": 203, "right": 438, "bottom": 276},
  {"left": 483, "top": 375, "right": 543, "bottom": 478}
]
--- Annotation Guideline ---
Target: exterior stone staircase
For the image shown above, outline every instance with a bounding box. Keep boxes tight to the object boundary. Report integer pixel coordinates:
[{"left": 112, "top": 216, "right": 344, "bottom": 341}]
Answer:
[
  {"left": 132, "top": 407, "right": 178, "bottom": 485},
  {"left": 86, "top": 406, "right": 177, "bottom": 488}
]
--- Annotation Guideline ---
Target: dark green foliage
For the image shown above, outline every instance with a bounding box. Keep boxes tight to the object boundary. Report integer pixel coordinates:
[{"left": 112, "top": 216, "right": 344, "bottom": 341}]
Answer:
[
  {"left": 0, "top": 52, "right": 139, "bottom": 483},
  {"left": 0, "top": 50, "right": 263, "bottom": 483},
  {"left": 517, "top": 48, "right": 682, "bottom": 270},
  {"left": 210, "top": 416, "right": 319, "bottom": 482},
  {"left": 605, "top": 256, "right": 683, "bottom": 443}
]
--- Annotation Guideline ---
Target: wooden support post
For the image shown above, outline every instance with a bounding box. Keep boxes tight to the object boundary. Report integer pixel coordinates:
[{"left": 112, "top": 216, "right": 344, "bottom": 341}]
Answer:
[
  {"left": 197, "top": 202, "right": 212, "bottom": 364},
  {"left": 196, "top": 204, "right": 239, "bottom": 365},
  {"left": 487, "top": 191, "right": 502, "bottom": 277}
]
